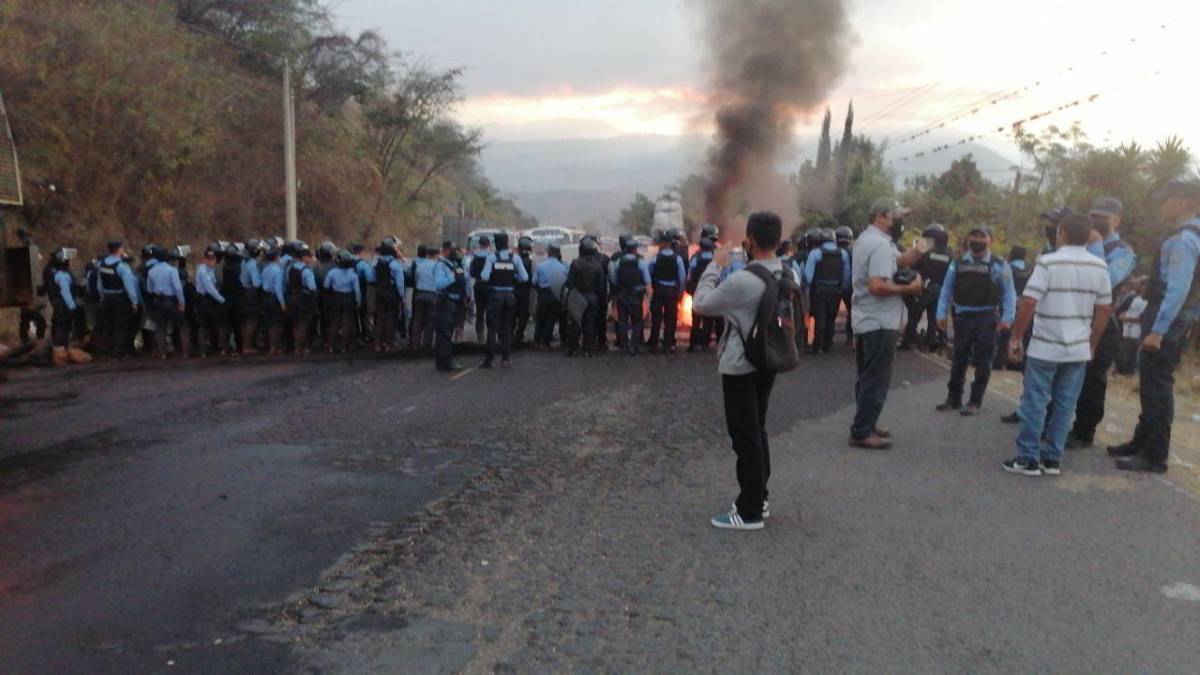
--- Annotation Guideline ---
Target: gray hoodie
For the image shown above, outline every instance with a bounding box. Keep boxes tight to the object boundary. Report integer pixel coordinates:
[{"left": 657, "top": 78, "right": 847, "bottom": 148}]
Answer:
[{"left": 692, "top": 258, "right": 785, "bottom": 375}]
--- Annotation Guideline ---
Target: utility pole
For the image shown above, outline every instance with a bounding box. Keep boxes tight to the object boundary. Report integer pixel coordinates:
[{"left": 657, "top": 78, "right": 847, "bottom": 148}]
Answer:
[
  {"left": 1006, "top": 169, "right": 1022, "bottom": 244},
  {"left": 283, "top": 59, "right": 298, "bottom": 241}
]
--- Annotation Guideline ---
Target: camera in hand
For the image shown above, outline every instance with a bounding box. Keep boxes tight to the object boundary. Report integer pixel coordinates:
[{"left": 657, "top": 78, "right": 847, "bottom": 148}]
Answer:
[{"left": 892, "top": 269, "right": 917, "bottom": 285}]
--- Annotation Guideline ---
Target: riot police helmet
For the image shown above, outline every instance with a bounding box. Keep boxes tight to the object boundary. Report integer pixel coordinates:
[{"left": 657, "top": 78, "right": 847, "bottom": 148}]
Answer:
[
  {"left": 835, "top": 226, "right": 855, "bottom": 245},
  {"left": 921, "top": 223, "right": 946, "bottom": 238},
  {"left": 335, "top": 249, "right": 354, "bottom": 267},
  {"left": 579, "top": 236, "right": 599, "bottom": 254},
  {"left": 819, "top": 228, "right": 836, "bottom": 243},
  {"left": 518, "top": 235, "right": 534, "bottom": 252},
  {"left": 700, "top": 223, "right": 719, "bottom": 241}
]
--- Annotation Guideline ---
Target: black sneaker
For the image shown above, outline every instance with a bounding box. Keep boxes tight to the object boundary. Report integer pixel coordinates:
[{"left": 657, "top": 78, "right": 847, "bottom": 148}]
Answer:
[
  {"left": 936, "top": 400, "right": 961, "bottom": 412},
  {"left": 1041, "top": 460, "right": 1061, "bottom": 476},
  {"left": 1000, "top": 412, "right": 1020, "bottom": 424},
  {"left": 1002, "top": 457, "right": 1042, "bottom": 476}
]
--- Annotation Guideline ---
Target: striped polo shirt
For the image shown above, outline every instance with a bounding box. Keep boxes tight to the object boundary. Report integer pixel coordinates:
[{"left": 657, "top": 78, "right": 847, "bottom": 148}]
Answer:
[{"left": 1022, "top": 245, "right": 1112, "bottom": 362}]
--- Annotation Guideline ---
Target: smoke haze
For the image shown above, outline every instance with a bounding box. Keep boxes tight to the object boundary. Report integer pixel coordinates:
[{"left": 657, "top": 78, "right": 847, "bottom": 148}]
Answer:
[{"left": 692, "top": 0, "right": 853, "bottom": 226}]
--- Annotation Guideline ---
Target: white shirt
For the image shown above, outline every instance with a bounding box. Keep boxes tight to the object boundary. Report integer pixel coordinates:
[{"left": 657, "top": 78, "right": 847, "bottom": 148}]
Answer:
[
  {"left": 1022, "top": 245, "right": 1112, "bottom": 363},
  {"left": 1122, "top": 296, "right": 1147, "bottom": 340}
]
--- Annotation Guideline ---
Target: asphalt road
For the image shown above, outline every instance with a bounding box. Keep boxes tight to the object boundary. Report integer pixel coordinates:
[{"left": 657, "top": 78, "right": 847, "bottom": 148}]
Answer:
[{"left": 2, "top": 343, "right": 1198, "bottom": 673}]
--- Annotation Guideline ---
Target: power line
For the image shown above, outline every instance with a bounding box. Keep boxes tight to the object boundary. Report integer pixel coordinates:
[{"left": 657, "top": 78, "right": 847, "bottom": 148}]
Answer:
[
  {"left": 887, "top": 22, "right": 1171, "bottom": 149},
  {"left": 856, "top": 83, "right": 940, "bottom": 131},
  {"left": 886, "top": 67, "right": 1165, "bottom": 167}
]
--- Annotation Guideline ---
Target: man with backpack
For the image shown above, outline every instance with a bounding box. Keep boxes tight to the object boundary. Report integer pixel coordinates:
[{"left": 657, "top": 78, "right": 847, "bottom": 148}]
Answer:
[{"left": 693, "top": 212, "right": 804, "bottom": 531}]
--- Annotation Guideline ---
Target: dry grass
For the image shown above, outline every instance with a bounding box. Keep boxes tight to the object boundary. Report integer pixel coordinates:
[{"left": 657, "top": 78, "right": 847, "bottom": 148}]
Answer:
[{"left": 985, "top": 359, "right": 1200, "bottom": 499}]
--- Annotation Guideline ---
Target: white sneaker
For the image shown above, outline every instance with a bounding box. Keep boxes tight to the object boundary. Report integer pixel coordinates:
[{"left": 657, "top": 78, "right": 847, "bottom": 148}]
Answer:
[{"left": 711, "top": 508, "right": 764, "bottom": 530}]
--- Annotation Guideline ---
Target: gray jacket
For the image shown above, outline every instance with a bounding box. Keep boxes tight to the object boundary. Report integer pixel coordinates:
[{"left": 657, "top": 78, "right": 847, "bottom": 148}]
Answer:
[{"left": 692, "top": 258, "right": 785, "bottom": 375}]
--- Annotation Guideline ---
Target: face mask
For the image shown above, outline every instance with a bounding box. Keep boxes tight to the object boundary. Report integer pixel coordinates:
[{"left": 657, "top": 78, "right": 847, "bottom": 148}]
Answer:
[
  {"left": 968, "top": 240, "right": 987, "bottom": 254},
  {"left": 1093, "top": 221, "right": 1112, "bottom": 237}
]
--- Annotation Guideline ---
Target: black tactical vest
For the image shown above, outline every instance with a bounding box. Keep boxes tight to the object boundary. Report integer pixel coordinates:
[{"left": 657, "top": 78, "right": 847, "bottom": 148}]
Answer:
[
  {"left": 921, "top": 249, "right": 953, "bottom": 287},
  {"left": 652, "top": 252, "right": 677, "bottom": 284},
  {"left": 489, "top": 252, "right": 516, "bottom": 288},
  {"left": 953, "top": 256, "right": 1002, "bottom": 307},
  {"left": 375, "top": 258, "right": 396, "bottom": 295},
  {"left": 287, "top": 265, "right": 310, "bottom": 295},
  {"left": 99, "top": 261, "right": 124, "bottom": 292},
  {"left": 442, "top": 260, "right": 467, "bottom": 299},
  {"left": 221, "top": 260, "right": 240, "bottom": 291},
  {"left": 1149, "top": 225, "right": 1200, "bottom": 314},
  {"left": 616, "top": 255, "right": 644, "bottom": 293},
  {"left": 469, "top": 254, "right": 488, "bottom": 281},
  {"left": 517, "top": 253, "right": 533, "bottom": 288},
  {"left": 813, "top": 249, "right": 844, "bottom": 286}
]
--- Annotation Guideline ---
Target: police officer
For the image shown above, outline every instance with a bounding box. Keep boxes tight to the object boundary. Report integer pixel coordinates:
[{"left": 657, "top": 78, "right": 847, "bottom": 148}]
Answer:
[
  {"left": 480, "top": 232, "right": 529, "bottom": 368},
  {"left": 687, "top": 237, "right": 718, "bottom": 352},
  {"left": 1109, "top": 181, "right": 1200, "bottom": 473},
  {"left": 195, "top": 245, "right": 229, "bottom": 356},
  {"left": 836, "top": 225, "right": 856, "bottom": 346},
  {"left": 611, "top": 236, "right": 651, "bottom": 354},
  {"left": 97, "top": 240, "right": 140, "bottom": 357},
  {"left": 286, "top": 246, "right": 319, "bottom": 354},
  {"left": 48, "top": 248, "right": 78, "bottom": 350},
  {"left": 145, "top": 246, "right": 188, "bottom": 359},
  {"left": 513, "top": 236, "right": 535, "bottom": 348},
  {"left": 409, "top": 245, "right": 440, "bottom": 351},
  {"left": 1040, "top": 206, "right": 1071, "bottom": 255},
  {"left": 532, "top": 243, "right": 568, "bottom": 349},
  {"left": 259, "top": 247, "right": 286, "bottom": 355},
  {"left": 804, "top": 228, "right": 851, "bottom": 354},
  {"left": 468, "top": 237, "right": 492, "bottom": 344},
  {"left": 314, "top": 240, "right": 337, "bottom": 348},
  {"left": 349, "top": 243, "right": 374, "bottom": 344},
  {"left": 435, "top": 246, "right": 468, "bottom": 372},
  {"left": 1066, "top": 196, "right": 1137, "bottom": 449},
  {"left": 564, "top": 236, "right": 606, "bottom": 357},
  {"left": 647, "top": 230, "right": 687, "bottom": 353},
  {"left": 324, "top": 249, "right": 362, "bottom": 353},
  {"left": 238, "top": 240, "right": 264, "bottom": 354},
  {"left": 993, "top": 245, "right": 1031, "bottom": 371},
  {"left": 900, "top": 224, "right": 952, "bottom": 351},
  {"left": 934, "top": 226, "right": 1016, "bottom": 416},
  {"left": 372, "top": 239, "right": 405, "bottom": 352}
]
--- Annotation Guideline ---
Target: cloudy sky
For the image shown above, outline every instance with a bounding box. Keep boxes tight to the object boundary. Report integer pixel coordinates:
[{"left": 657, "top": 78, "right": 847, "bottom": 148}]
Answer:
[{"left": 335, "top": 0, "right": 1198, "bottom": 167}]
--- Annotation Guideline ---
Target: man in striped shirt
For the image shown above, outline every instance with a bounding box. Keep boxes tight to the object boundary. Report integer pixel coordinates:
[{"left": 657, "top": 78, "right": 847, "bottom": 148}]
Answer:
[{"left": 1003, "top": 214, "right": 1113, "bottom": 476}]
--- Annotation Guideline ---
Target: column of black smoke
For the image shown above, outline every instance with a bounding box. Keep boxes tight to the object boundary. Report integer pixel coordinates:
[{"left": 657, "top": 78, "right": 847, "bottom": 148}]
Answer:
[{"left": 694, "top": 0, "right": 852, "bottom": 227}]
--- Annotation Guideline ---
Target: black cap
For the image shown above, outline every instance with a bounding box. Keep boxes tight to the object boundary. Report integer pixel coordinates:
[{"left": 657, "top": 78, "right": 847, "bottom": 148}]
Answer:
[
  {"left": 1008, "top": 246, "right": 1027, "bottom": 263},
  {"left": 1040, "top": 206, "right": 1071, "bottom": 224},
  {"left": 968, "top": 225, "right": 993, "bottom": 238},
  {"left": 107, "top": 240, "right": 123, "bottom": 252}
]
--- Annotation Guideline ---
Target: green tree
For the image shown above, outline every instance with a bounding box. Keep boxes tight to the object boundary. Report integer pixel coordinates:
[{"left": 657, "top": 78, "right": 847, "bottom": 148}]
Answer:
[{"left": 619, "top": 192, "right": 656, "bottom": 235}]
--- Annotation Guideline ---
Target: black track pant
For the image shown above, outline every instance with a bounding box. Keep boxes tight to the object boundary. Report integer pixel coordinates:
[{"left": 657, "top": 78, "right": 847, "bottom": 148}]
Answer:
[
  {"left": 98, "top": 297, "right": 133, "bottom": 356},
  {"left": 810, "top": 286, "right": 842, "bottom": 352},
  {"left": 534, "top": 288, "right": 561, "bottom": 347},
  {"left": 196, "top": 295, "right": 228, "bottom": 354},
  {"left": 648, "top": 286, "right": 678, "bottom": 349},
  {"left": 1129, "top": 310, "right": 1186, "bottom": 465},
  {"left": 1070, "top": 321, "right": 1121, "bottom": 442},
  {"left": 486, "top": 290, "right": 516, "bottom": 361},
  {"left": 514, "top": 286, "right": 532, "bottom": 346},
  {"left": 947, "top": 311, "right": 997, "bottom": 407},
  {"left": 435, "top": 297, "right": 460, "bottom": 369},
  {"left": 723, "top": 370, "right": 776, "bottom": 521},
  {"left": 615, "top": 293, "right": 644, "bottom": 350}
]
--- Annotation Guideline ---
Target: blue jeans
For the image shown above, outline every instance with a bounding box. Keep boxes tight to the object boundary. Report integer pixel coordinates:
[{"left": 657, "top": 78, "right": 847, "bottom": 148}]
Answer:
[{"left": 1017, "top": 357, "right": 1087, "bottom": 462}]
